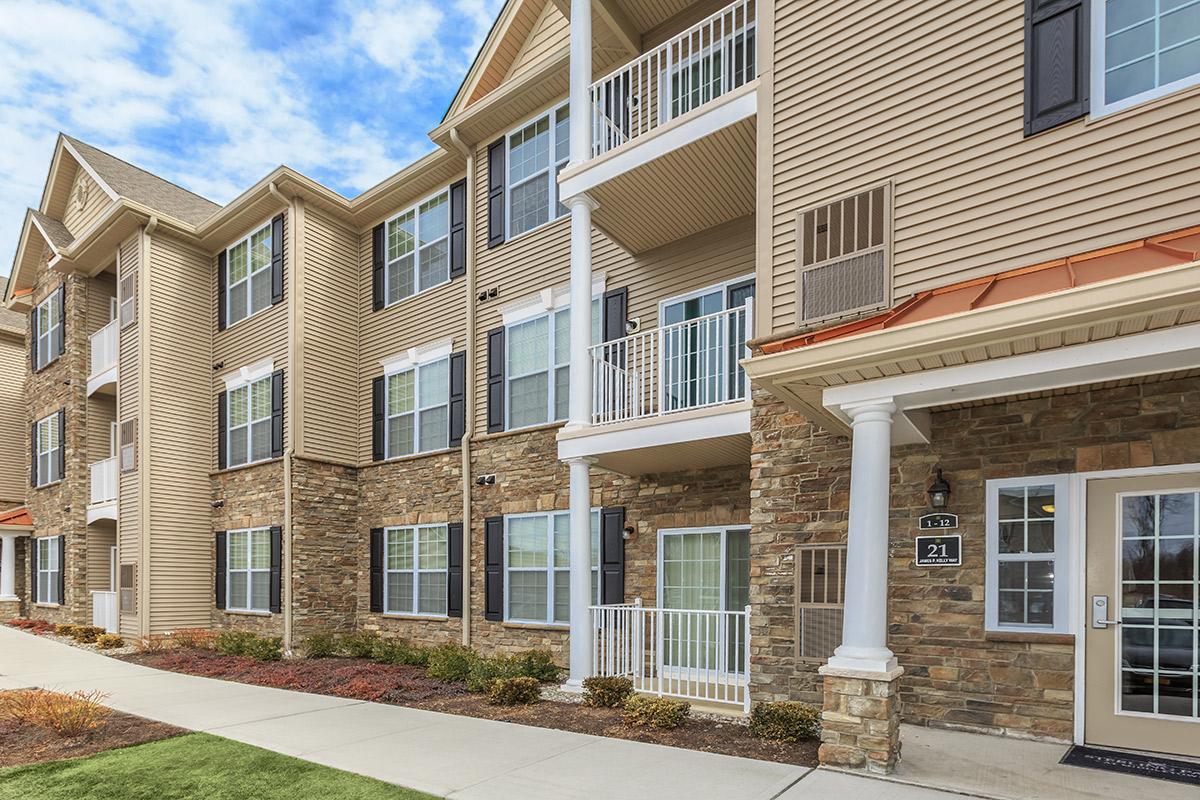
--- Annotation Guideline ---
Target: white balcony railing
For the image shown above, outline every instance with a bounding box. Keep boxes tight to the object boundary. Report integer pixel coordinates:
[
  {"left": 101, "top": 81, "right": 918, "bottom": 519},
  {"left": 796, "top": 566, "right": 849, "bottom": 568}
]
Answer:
[
  {"left": 90, "top": 319, "right": 117, "bottom": 378},
  {"left": 89, "top": 457, "right": 117, "bottom": 506},
  {"left": 589, "top": 0, "right": 757, "bottom": 158},
  {"left": 591, "top": 601, "right": 751, "bottom": 712},
  {"left": 91, "top": 590, "right": 118, "bottom": 633},
  {"left": 590, "top": 301, "right": 751, "bottom": 426}
]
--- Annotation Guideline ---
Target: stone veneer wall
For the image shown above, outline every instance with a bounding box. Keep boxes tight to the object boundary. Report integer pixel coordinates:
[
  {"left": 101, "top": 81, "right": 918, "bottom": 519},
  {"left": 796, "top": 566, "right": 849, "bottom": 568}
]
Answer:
[
  {"left": 750, "top": 376, "right": 1200, "bottom": 741},
  {"left": 211, "top": 460, "right": 286, "bottom": 635},
  {"left": 291, "top": 458, "right": 359, "bottom": 637}
]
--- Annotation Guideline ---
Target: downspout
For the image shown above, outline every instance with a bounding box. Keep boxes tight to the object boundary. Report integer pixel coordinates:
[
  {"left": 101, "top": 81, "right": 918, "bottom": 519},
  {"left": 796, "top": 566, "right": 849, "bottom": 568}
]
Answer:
[
  {"left": 277, "top": 184, "right": 298, "bottom": 656},
  {"left": 449, "top": 128, "right": 475, "bottom": 648},
  {"left": 138, "top": 216, "right": 157, "bottom": 638}
]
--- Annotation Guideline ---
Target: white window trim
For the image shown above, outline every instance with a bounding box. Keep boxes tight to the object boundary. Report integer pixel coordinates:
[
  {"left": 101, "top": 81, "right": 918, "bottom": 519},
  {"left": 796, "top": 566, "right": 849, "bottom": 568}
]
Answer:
[
  {"left": 36, "top": 537, "right": 61, "bottom": 605},
  {"left": 382, "top": 187, "right": 452, "bottom": 309},
  {"left": 655, "top": 525, "right": 751, "bottom": 612},
  {"left": 500, "top": 273, "right": 606, "bottom": 327},
  {"left": 1089, "top": 0, "right": 1200, "bottom": 119},
  {"left": 225, "top": 373, "right": 273, "bottom": 468},
  {"left": 34, "top": 413, "right": 61, "bottom": 488},
  {"left": 383, "top": 524, "right": 449, "bottom": 617},
  {"left": 223, "top": 219, "right": 273, "bottom": 329},
  {"left": 985, "top": 474, "right": 1072, "bottom": 634},
  {"left": 657, "top": 273, "right": 756, "bottom": 323},
  {"left": 503, "top": 510, "right": 600, "bottom": 626},
  {"left": 383, "top": 355, "right": 450, "bottom": 459},
  {"left": 226, "top": 527, "right": 271, "bottom": 613},
  {"left": 35, "top": 292, "right": 62, "bottom": 370},
  {"left": 505, "top": 102, "right": 570, "bottom": 243},
  {"left": 503, "top": 297, "right": 601, "bottom": 431},
  {"left": 379, "top": 337, "right": 455, "bottom": 375},
  {"left": 222, "top": 358, "right": 274, "bottom": 391}
]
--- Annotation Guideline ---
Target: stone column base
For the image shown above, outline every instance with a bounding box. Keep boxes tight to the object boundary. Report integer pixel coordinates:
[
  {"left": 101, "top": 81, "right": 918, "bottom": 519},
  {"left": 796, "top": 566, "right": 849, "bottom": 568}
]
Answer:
[
  {"left": 0, "top": 598, "right": 23, "bottom": 620},
  {"left": 818, "top": 663, "right": 904, "bottom": 775}
]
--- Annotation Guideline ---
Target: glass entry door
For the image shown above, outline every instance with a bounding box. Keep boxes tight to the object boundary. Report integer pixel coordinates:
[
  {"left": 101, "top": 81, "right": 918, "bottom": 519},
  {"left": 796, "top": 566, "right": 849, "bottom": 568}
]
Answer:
[
  {"left": 1085, "top": 474, "right": 1200, "bottom": 757},
  {"left": 660, "top": 279, "right": 754, "bottom": 412}
]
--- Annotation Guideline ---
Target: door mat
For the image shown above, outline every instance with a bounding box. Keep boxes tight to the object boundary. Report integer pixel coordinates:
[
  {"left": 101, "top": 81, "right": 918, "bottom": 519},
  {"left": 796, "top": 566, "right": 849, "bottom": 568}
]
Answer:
[{"left": 1060, "top": 745, "right": 1200, "bottom": 786}]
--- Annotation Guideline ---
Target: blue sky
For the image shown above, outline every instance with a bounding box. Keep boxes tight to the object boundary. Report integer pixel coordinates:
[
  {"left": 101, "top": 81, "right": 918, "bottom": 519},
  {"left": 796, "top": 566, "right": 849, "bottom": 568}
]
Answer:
[{"left": 0, "top": 0, "right": 507, "bottom": 278}]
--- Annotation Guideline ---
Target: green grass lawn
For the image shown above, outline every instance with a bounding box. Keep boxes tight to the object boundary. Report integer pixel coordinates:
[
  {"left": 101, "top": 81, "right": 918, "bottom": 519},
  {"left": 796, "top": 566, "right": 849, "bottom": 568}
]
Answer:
[{"left": 0, "top": 732, "right": 439, "bottom": 800}]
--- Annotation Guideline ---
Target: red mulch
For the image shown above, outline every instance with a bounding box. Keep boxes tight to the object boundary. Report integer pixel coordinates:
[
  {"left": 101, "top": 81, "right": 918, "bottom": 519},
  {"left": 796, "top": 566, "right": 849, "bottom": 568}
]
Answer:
[
  {"left": 121, "top": 649, "right": 818, "bottom": 766},
  {"left": 6, "top": 619, "right": 56, "bottom": 635},
  {"left": 0, "top": 696, "right": 185, "bottom": 768}
]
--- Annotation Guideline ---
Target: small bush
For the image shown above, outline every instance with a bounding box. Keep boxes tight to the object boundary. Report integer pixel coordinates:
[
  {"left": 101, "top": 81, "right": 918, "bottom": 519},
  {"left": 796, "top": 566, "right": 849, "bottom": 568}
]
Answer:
[
  {"left": 172, "top": 628, "right": 217, "bottom": 650},
  {"left": 426, "top": 643, "right": 475, "bottom": 683},
  {"left": 487, "top": 676, "right": 542, "bottom": 706},
  {"left": 95, "top": 634, "right": 124, "bottom": 650},
  {"left": 303, "top": 632, "right": 341, "bottom": 659},
  {"left": 54, "top": 623, "right": 77, "bottom": 637},
  {"left": 340, "top": 630, "right": 380, "bottom": 659},
  {"left": 70, "top": 626, "right": 106, "bottom": 644},
  {"left": 466, "top": 654, "right": 517, "bottom": 692},
  {"left": 582, "top": 676, "right": 633, "bottom": 708},
  {"left": 622, "top": 695, "right": 690, "bottom": 729},
  {"left": 6, "top": 619, "right": 57, "bottom": 635},
  {"left": 748, "top": 701, "right": 821, "bottom": 743},
  {"left": 512, "top": 650, "right": 560, "bottom": 683},
  {"left": 0, "top": 689, "right": 112, "bottom": 737},
  {"left": 245, "top": 635, "right": 283, "bottom": 662},
  {"left": 371, "top": 637, "right": 430, "bottom": 667},
  {"left": 214, "top": 630, "right": 279, "bottom": 660},
  {"left": 133, "top": 634, "right": 172, "bottom": 653}
]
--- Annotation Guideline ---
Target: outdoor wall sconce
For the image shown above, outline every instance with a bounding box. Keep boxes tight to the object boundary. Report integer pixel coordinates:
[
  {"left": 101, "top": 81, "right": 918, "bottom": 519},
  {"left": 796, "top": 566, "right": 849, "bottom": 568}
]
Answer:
[
  {"left": 211, "top": 500, "right": 224, "bottom": 509},
  {"left": 927, "top": 469, "right": 951, "bottom": 509},
  {"left": 622, "top": 526, "right": 635, "bottom": 541},
  {"left": 474, "top": 474, "right": 496, "bottom": 486}
]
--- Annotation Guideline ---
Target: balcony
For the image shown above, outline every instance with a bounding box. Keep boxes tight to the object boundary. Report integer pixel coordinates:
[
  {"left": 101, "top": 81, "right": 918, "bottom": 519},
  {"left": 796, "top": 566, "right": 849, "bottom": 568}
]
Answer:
[
  {"left": 88, "top": 320, "right": 118, "bottom": 396},
  {"left": 558, "top": 302, "right": 752, "bottom": 474},
  {"left": 559, "top": 0, "right": 758, "bottom": 253},
  {"left": 87, "top": 457, "right": 117, "bottom": 524}
]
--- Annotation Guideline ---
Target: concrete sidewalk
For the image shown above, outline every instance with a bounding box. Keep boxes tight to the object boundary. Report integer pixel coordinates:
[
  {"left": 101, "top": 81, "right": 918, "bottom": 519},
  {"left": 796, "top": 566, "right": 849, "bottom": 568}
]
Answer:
[{"left": 2, "top": 626, "right": 971, "bottom": 800}]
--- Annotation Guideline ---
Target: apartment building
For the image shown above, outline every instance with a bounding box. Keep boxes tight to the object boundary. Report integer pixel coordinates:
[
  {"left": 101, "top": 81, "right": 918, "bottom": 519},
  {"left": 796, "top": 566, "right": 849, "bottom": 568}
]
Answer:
[{"left": 3, "top": 0, "right": 1199, "bottom": 777}]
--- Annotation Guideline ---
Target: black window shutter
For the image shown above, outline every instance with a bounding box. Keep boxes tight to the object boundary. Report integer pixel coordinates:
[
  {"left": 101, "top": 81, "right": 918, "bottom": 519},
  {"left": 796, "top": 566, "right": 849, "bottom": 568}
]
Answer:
[
  {"left": 369, "top": 528, "right": 384, "bottom": 613},
  {"left": 600, "top": 507, "right": 626, "bottom": 605},
  {"left": 29, "top": 305, "right": 38, "bottom": 373},
  {"left": 29, "top": 422, "right": 36, "bottom": 487},
  {"left": 269, "top": 525, "right": 282, "bottom": 613},
  {"left": 447, "top": 522, "right": 463, "bottom": 618},
  {"left": 215, "top": 531, "right": 227, "bottom": 610},
  {"left": 484, "top": 516, "right": 503, "bottom": 621},
  {"left": 449, "top": 351, "right": 467, "bottom": 447},
  {"left": 217, "top": 390, "right": 228, "bottom": 470},
  {"left": 372, "top": 376, "right": 386, "bottom": 461},
  {"left": 602, "top": 287, "right": 628, "bottom": 342},
  {"left": 486, "top": 327, "right": 505, "bottom": 433},
  {"left": 271, "top": 370, "right": 284, "bottom": 458},
  {"left": 1024, "top": 0, "right": 1089, "bottom": 137},
  {"left": 56, "top": 410, "right": 65, "bottom": 481},
  {"left": 271, "top": 213, "right": 285, "bottom": 305},
  {"left": 372, "top": 223, "right": 386, "bottom": 312},
  {"left": 56, "top": 535, "right": 66, "bottom": 605},
  {"left": 449, "top": 179, "right": 467, "bottom": 278},
  {"left": 56, "top": 284, "right": 65, "bottom": 356},
  {"left": 217, "top": 250, "right": 228, "bottom": 331},
  {"left": 30, "top": 539, "right": 38, "bottom": 602},
  {"left": 487, "top": 138, "right": 506, "bottom": 248}
]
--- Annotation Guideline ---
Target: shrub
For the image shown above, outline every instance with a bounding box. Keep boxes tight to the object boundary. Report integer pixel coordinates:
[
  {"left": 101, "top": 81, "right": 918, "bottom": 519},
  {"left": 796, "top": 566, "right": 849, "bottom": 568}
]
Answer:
[
  {"left": 70, "top": 626, "right": 106, "bottom": 644},
  {"left": 54, "top": 623, "right": 77, "bottom": 637},
  {"left": 748, "top": 701, "right": 821, "bottom": 743},
  {"left": 6, "top": 619, "right": 56, "bottom": 635},
  {"left": 172, "top": 628, "right": 217, "bottom": 650},
  {"left": 133, "top": 634, "right": 172, "bottom": 653},
  {"left": 512, "top": 650, "right": 560, "bottom": 683},
  {"left": 582, "top": 676, "right": 633, "bottom": 708},
  {"left": 426, "top": 643, "right": 475, "bottom": 683},
  {"left": 339, "top": 630, "right": 380, "bottom": 659},
  {"left": 622, "top": 695, "right": 690, "bottom": 729},
  {"left": 466, "top": 654, "right": 516, "bottom": 692},
  {"left": 245, "top": 636, "right": 283, "bottom": 662},
  {"left": 302, "top": 632, "right": 341, "bottom": 659},
  {"left": 96, "top": 634, "right": 124, "bottom": 650},
  {"left": 214, "top": 630, "right": 279, "bottom": 660},
  {"left": 371, "top": 637, "right": 430, "bottom": 667},
  {"left": 487, "top": 676, "right": 542, "bottom": 706},
  {"left": 0, "top": 689, "right": 112, "bottom": 737}
]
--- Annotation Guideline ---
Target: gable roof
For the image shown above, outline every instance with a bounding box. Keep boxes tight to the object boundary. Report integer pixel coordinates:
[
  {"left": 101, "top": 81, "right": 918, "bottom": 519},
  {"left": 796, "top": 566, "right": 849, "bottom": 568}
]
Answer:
[
  {"left": 64, "top": 136, "right": 220, "bottom": 227},
  {"left": 30, "top": 211, "right": 73, "bottom": 251},
  {"left": 0, "top": 279, "right": 25, "bottom": 333}
]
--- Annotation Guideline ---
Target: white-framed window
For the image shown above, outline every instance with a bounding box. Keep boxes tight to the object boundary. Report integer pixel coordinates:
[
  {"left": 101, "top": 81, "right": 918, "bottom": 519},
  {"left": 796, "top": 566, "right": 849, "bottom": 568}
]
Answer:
[
  {"left": 224, "top": 221, "right": 272, "bottom": 327},
  {"left": 507, "top": 103, "right": 569, "bottom": 239},
  {"left": 504, "top": 510, "right": 599, "bottom": 625},
  {"left": 35, "top": 537, "right": 61, "bottom": 605},
  {"left": 34, "top": 413, "right": 62, "bottom": 487},
  {"left": 384, "top": 189, "right": 450, "bottom": 307},
  {"left": 1091, "top": 0, "right": 1200, "bottom": 117},
  {"left": 35, "top": 291, "right": 63, "bottom": 370},
  {"left": 384, "top": 524, "right": 448, "bottom": 616},
  {"left": 226, "top": 527, "right": 271, "bottom": 612},
  {"left": 660, "top": 24, "right": 756, "bottom": 121},
  {"left": 385, "top": 357, "right": 449, "bottom": 458},
  {"left": 227, "top": 374, "right": 272, "bottom": 468},
  {"left": 985, "top": 475, "right": 1071, "bottom": 633},
  {"left": 505, "top": 298, "right": 600, "bottom": 430}
]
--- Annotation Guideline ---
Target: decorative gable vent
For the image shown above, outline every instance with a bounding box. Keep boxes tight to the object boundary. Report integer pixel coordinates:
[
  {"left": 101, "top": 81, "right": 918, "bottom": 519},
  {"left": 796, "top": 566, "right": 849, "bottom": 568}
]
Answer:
[
  {"left": 794, "top": 544, "right": 845, "bottom": 662},
  {"left": 796, "top": 184, "right": 892, "bottom": 327}
]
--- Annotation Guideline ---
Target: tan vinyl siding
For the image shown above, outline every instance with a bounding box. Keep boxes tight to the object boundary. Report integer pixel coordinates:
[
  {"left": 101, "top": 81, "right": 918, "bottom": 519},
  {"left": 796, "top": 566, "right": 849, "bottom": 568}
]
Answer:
[
  {"left": 61, "top": 169, "right": 111, "bottom": 239},
  {"left": 508, "top": 1, "right": 568, "bottom": 80},
  {"left": 116, "top": 233, "right": 140, "bottom": 638},
  {"left": 0, "top": 333, "right": 24, "bottom": 505},
  {"left": 211, "top": 211, "right": 289, "bottom": 468},
  {"left": 467, "top": 0, "right": 549, "bottom": 106},
  {"left": 86, "top": 272, "right": 116, "bottom": 335},
  {"left": 767, "top": 0, "right": 1200, "bottom": 334},
  {"left": 86, "top": 395, "right": 116, "bottom": 461},
  {"left": 300, "top": 204, "right": 359, "bottom": 464},
  {"left": 86, "top": 523, "right": 116, "bottom": 592},
  {"left": 146, "top": 231, "right": 214, "bottom": 633}
]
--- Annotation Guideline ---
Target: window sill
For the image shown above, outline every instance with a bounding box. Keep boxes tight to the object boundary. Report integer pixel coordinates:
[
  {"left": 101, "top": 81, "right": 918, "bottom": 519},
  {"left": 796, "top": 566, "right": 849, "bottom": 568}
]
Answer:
[
  {"left": 33, "top": 603, "right": 62, "bottom": 609},
  {"left": 212, "top": 457, "right": 283, "bottom": 477},
  {"left": 376, "top": 447, "right": 458, "bottom": 466},
  {"left": 380, "top": 613, "right": 450, "bottom": 622},
  {"left": 503, "top": 213, "right": 569, "bottom": 249},
  {"left": 220, "top": 302, "right": 279, "bottom": 333},
  {"left": 377, "top": 278, "right": 454, "bottom": 313},
  {"left": 984, "top": 630, "right": 1074, "bottom": 645},
  {"left": 33, "top": 480, "right": 63, "bottom": 491},
  {"left": 1085, "top": 77, "right": 1200, "bottom": 128},
  {"left": 502, "top": 621, "right": 568, "bottom": 632},
  {"left": 221, "top": 609, "right": 272, "bottom": 617}
]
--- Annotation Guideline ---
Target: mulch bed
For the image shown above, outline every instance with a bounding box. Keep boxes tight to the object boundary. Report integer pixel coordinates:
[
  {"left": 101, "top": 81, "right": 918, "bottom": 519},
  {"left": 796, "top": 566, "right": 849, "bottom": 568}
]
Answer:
[
  {"left": 121, "top": 649, "right": 818, "bottom": 766},
  {"left": 0, "top": 696, "right": 185, "bottom": 768}
]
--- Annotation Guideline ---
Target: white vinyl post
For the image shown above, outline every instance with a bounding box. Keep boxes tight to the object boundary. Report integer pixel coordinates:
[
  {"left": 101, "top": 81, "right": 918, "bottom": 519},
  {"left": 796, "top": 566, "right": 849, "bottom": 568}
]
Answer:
[
  {"left": 826, "top": 400, "right": 899, "bottom": 674},
  {"left": 564, "top": 455, "right": 596, "bottom": 691},
  {"left": 568, "top": 0, "right": 592, "bottom": 169},
  {"left": 0, "top": 535, "right": 16, "bottom": 600}
]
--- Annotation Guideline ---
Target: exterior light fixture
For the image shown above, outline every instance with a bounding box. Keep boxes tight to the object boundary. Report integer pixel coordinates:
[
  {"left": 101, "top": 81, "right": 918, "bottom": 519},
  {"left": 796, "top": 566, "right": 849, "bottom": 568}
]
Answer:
[{"left": 927, "top": 469, "right": 951, "bottom": 509}]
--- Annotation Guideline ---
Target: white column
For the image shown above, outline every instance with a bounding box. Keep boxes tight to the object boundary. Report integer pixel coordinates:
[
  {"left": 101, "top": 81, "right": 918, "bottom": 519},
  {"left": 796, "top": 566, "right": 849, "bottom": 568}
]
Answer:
[
  {"left": 0, "top": 535, "right": 16, "bottom": 600},
  {"left": 568, "top": 0, "right": 592, "bottom": 168},
  {"left": 564, "top": 194, "right": 598, "bottom": 429},
  {"left": 827, "top": 401, "right": 898, "bottom": 674},
  {"left": 564, "top": 455, "right": 595, "bottom": 690}
]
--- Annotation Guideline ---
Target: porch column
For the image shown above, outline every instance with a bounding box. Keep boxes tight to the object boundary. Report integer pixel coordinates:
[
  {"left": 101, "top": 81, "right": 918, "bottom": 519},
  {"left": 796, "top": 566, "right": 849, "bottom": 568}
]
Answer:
[
  {"left": 819, "top": 400, "right": 904, "bottom": 775},
  {"left": 568, "top": 0, "right": 592, "bottom": 169},
  {"left": 564, "top": 455, "right": 596, "bottom": 690},
  {"left": 0, "top": 535, "right": 16, "bottom": 600}
]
